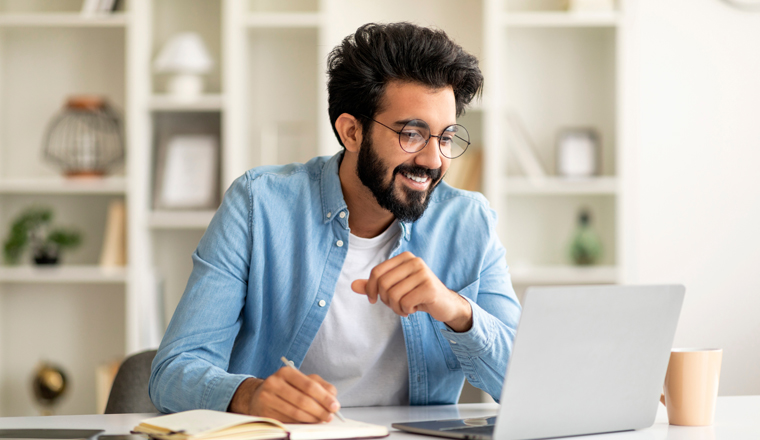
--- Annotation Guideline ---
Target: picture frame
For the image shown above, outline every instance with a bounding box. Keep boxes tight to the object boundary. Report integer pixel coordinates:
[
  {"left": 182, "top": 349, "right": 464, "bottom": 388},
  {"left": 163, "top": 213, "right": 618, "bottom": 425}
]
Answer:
[{"left": 154, "top": 134, "right": 219, "bottom": 209}]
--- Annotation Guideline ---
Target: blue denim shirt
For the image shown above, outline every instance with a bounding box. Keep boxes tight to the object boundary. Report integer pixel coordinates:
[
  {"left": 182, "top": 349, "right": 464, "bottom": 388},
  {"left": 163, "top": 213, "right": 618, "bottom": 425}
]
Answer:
[{"left": 149, "top": 152, "right": 521, "bottom": 413}]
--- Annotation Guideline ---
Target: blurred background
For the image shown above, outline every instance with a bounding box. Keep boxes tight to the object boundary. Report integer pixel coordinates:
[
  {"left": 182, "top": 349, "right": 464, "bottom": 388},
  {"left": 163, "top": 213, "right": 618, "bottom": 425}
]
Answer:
[{"left": 0, "top": 0, "right": 757, "bottom": 416}]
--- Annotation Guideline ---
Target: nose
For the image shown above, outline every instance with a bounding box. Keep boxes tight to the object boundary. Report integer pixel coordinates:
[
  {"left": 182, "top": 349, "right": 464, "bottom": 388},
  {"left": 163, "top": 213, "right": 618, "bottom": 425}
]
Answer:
[{"left": 414, "top": 136, "right": 444, "bottom": 170}]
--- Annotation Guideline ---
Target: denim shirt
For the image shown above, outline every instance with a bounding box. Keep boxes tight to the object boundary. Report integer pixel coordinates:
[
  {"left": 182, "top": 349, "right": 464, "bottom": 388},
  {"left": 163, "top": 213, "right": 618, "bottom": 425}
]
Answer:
[{"left": 149, "top": 152, "right": 521, "bottom": 413}]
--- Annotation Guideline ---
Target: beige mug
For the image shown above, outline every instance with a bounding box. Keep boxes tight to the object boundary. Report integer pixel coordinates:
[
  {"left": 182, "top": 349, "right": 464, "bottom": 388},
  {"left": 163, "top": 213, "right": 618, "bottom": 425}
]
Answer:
[{"left": 660, "top": 348, "right": 722, "bottom": 426}]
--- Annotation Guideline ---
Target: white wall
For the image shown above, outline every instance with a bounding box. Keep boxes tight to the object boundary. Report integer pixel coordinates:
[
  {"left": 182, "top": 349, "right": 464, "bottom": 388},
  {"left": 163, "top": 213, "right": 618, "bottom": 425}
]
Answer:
[{"left": 630, "top": 0, "right": 760, "bottom": 395}]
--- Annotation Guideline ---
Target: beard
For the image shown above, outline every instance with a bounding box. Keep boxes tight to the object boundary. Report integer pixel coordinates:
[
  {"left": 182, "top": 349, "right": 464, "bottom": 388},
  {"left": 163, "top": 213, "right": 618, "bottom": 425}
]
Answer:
[{"left": 356, "top": 134, "right": 442, "bottom": 223}]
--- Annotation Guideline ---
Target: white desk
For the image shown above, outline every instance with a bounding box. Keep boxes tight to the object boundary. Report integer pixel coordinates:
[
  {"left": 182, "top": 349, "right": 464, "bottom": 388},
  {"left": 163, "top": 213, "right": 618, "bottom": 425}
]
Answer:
[{"left": 0, "top": 396, "right": 758, "bottom": 439}]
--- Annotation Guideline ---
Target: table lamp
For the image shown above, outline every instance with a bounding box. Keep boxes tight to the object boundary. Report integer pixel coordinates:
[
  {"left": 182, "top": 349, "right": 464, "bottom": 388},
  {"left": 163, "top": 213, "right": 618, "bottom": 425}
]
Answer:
[{"left": 154, "top": 32, "right": 214, "bottom": 98}]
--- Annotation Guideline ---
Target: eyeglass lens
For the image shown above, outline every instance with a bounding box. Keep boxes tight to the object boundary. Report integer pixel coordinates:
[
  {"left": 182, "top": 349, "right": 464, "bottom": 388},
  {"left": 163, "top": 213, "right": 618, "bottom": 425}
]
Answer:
[{"left": 399, "top": 120, "right": 469, "bottom": 159}]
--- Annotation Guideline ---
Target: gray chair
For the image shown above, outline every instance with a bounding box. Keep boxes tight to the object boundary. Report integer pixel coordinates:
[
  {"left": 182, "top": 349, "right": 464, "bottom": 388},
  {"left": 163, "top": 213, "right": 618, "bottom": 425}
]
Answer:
[{"left": 104, "top": 349, "right": 159, "bottom": 414}]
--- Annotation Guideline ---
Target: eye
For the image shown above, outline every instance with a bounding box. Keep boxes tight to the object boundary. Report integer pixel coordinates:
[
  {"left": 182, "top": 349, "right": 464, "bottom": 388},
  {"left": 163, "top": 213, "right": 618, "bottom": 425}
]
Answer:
[
  {"left": 439, "top": 134, "right": 454, "bottom": 146},
  {"left": 401, "top": 129, "right": 425, "bottom": 143}
]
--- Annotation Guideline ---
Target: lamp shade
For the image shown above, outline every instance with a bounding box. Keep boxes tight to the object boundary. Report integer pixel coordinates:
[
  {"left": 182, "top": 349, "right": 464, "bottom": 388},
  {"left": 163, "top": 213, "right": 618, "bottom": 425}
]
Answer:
[{"left": 154, "top": 32, "right": 213, "bottom": 74}]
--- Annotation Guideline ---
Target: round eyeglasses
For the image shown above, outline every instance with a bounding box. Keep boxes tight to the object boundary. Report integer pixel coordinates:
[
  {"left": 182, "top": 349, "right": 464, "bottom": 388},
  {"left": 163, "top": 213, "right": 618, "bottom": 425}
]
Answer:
[{"left": 361, "top": 116, "right": 470, "bottom": 159}]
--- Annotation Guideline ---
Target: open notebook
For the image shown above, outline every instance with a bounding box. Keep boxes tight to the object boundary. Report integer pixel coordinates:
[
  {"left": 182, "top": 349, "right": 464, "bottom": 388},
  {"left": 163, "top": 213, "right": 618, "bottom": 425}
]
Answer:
[{"left": 133, "top": 409, "right": 389, "bottom": 440}]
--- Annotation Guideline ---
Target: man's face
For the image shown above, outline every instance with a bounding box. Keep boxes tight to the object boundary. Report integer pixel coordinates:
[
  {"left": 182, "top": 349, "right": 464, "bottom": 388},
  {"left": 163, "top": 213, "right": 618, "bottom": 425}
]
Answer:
[{"left": 356, "top": 82, "right": 455, "bottom": 223}]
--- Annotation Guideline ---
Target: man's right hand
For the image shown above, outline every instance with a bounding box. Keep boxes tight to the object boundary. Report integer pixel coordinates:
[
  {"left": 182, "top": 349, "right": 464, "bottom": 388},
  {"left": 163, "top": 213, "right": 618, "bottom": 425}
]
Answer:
[{"left": 228, "top": 367, "right": 341, "bottom": 423}]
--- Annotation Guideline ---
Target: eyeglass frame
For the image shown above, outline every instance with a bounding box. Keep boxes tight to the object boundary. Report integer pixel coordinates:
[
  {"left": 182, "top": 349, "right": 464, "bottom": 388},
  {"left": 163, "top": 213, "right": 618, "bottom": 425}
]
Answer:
[{"left": 359, "top": 115, "right": 471, "bottom": 159}]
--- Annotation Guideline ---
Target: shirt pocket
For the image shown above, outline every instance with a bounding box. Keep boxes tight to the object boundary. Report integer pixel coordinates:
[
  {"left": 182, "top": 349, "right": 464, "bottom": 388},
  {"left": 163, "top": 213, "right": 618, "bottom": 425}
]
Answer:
[{"left": 430, "top": 278, "right": 479, "bottom": 371}]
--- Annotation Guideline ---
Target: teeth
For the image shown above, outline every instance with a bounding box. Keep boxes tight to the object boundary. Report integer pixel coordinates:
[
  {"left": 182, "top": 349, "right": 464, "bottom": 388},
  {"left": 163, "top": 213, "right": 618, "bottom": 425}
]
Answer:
[{"left": 404, "top": 173, "right": 428, "bottom": 183}]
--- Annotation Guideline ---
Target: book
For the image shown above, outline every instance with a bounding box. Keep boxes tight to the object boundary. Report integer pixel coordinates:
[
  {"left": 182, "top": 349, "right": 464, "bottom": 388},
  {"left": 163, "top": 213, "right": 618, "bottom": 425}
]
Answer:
[
  {"left": 444, "top": 148, "right": 482, "bottom": 192},
  {"left": 133, "top": 409, "right": 389, "bottom": 440},
  {"left": 505, "top": 111, "right": 547, "bottom": 183},
  {"left": 99, "top": 199, "right": 127, "bottom": 267}
]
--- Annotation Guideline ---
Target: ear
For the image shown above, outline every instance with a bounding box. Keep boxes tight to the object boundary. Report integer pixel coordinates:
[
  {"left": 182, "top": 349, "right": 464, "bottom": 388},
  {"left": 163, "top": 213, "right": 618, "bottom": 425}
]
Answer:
[{"left": 335, "top": 113, "right": 363, "bottom": 153}]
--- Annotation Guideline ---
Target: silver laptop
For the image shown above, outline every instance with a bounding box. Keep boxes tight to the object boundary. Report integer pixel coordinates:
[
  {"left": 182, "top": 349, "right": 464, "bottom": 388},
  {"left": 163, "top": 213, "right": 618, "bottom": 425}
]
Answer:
[{"left": 393, "top": 284, "right": 685, "bottom": 440}]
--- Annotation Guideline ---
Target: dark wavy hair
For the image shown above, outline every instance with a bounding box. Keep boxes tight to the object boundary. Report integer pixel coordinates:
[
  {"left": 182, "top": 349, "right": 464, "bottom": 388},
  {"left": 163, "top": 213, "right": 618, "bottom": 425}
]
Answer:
[{"left": 327, "top": 22, "right": 484, "bottom": 148}]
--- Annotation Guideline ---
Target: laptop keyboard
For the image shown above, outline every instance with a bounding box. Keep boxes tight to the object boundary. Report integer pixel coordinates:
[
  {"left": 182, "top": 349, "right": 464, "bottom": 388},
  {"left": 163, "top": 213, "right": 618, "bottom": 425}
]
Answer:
[{"left": 439, "top": 424, "right": 495, "bottom": 439}]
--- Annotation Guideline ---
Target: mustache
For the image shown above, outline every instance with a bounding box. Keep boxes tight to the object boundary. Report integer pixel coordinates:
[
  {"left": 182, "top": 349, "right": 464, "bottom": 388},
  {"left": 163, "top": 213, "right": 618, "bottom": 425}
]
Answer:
[{"left": 393, "top": 164, "right": 442, "bottom": 183}]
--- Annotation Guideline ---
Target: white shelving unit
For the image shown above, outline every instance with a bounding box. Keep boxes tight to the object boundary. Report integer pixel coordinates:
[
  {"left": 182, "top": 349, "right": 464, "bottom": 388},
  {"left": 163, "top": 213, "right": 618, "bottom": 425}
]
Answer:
[
  {"left": 503, "top": 177, "right": 618, "bottom": 195},
  {"left": 509, "top": 264, "right": 618, "bottom": 286},
  {"left": 501, "top": 11, "right": 620, "bottom": 27},
  {"left": 0, "top": 266, "right": 128, "bottom": 284},
  {"left": 483, "top": 0, "right": 627, "bottom": 294},
  {"left": 148, "top": 210, "right": 216, "bottom": 230},
  {"left": 0, "top": 0, "right": 136, "bottom": 417},
  {"left": 149, "top": 94, "right": 226, "bottom": 111},
  {"left": 0, "top": 12, "right": 130, "bottom": 27},
  {"left": 0, "top": 0, "right": 630, "bottom": 415},
  {"left": 0, "top": 177, "right": 128, "bottom": 195}
]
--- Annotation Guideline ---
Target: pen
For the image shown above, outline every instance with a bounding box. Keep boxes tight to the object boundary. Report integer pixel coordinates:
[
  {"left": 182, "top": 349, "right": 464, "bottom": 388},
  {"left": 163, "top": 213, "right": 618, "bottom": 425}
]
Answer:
[{"left": 280, "top": 356, "right": 346, "bottom": 422}]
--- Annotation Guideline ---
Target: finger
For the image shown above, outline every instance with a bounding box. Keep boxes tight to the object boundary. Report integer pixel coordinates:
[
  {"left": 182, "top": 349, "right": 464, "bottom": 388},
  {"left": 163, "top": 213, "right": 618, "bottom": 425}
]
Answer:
[
  {"left": 267, "top": 390, "right": 327, "bottom": 423},
  {"left": 308, "top": 374, "right": 338, "bottom": 397},
  {"left": 274, "top": 379, "right": 334, "bottom": 422},
  {"left": 280, "top": 367, "right": 340, "bottom": 416},
  {"left": 385, "top": 269, "right": 429, "bottom": 316},
  {"left": 254, "top": 377, "right": 325, "bottom": 423},
  {"left": 351, "top": 279, "right": 368, "bottom": 295},
  {"left": 375, "top": 257, "right": 426, "bottom": 308},
  {"left": 397, "top": 282, "right": 434, "bottom": 316},
  {"left": 365, "top": 252, "right": 417, "bottom": 303}
]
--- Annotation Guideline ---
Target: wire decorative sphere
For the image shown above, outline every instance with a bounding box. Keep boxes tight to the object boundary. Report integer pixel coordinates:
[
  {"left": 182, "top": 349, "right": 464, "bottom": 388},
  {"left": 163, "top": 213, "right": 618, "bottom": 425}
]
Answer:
[{"left": 42, "top": 96, "right": 124, "bottom": 177}]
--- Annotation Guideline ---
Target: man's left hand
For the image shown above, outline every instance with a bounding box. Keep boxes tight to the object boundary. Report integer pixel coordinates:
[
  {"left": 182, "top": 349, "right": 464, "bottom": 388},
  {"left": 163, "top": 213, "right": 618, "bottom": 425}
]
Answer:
[{"left": 351, "top": 251, "right": 473, "bottom": 332}]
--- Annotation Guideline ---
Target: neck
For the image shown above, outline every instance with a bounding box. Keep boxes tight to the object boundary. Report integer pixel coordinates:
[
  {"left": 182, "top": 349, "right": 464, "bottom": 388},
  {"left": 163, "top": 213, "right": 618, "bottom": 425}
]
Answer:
[{"left": 338, "top": 150, "right": 396, "bottom": 238}]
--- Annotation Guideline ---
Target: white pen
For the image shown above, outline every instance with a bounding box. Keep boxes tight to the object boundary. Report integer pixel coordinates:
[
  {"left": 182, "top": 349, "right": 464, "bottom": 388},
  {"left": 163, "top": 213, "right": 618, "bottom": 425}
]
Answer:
[{"left": 280, "top": 356, "right": 346, "bottom": 422}]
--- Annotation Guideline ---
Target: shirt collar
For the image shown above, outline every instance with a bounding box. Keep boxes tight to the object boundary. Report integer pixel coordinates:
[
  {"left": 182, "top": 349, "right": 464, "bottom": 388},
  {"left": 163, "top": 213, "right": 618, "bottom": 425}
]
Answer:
[
  {"left": 320, "top": 152, "right": 348, "bottom": 224},
  {"left": 320, "top": 151, "right": 413, "bottom": 241}
]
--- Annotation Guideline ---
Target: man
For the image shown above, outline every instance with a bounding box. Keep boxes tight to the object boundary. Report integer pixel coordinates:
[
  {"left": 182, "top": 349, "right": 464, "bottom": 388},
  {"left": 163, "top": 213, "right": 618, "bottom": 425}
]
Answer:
[{"left": 149, "top": 22, "right": 521, "bottom": 423}]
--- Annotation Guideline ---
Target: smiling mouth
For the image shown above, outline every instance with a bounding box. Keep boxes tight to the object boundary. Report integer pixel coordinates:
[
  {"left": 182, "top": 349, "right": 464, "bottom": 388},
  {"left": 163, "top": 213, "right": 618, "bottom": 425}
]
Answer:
[
  {"left": 403, "top": 172, "right": 429, "bottom": 184},
  {"left": 399, "top": 172, "right": 431, "bottom": 190}
]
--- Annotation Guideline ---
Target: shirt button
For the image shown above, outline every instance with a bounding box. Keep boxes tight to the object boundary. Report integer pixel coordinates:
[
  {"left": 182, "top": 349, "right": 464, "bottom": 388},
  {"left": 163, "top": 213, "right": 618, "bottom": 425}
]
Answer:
[
  {"left": 336, "top": 240, "right": 344, "bottom": 247},
  {"left": 327, "top": 212, "right": 332, "bottom": 218},
  {"left": 339, "top": 211, "right": 346, "bottom": 219},
  {"left": 318, "top": 300, "right": 326, "bottom": 307}
]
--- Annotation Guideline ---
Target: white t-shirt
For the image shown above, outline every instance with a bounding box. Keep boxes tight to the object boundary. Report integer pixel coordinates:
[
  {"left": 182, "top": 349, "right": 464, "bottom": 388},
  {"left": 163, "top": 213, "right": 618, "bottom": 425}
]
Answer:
[{"left": 300, "top": 221, "right": 409, "bottom": 406}]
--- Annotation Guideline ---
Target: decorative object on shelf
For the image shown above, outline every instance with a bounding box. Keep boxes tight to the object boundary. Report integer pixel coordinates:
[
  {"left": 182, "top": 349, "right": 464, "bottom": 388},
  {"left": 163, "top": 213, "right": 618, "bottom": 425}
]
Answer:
[
  {"left": 81, "top": 0, "right": 120, "bottom": 15},
  {"left": 505, "top": 111, "right": 546, "bottom": 184},
  {"left": 42, "top": 96, "right": 124, "bottom": 177},
  {"left": 100, "top": 199, "right": 127, "bottom": 267},
  {"left": 32, "top": 361, "right": 68, "bottom": 416},
  {"left": 444, "top": 148, "right": 483, "bottom": 192},
  {"left": 95, "top": 358, "right": 121, "bottom": 414},
  {"left": 154, "top": 33, "right": 214, "bottom": 98},
  {"left": 568, "top": 208, "right": 603, "bottom": 265},
  {"left": 567, "top": 0, "right": 616, "bottom": 12},
  {"left": 154, "top": 135, "right": 219, "bottom": 209},
  {"left": 556, "top": 128, "right": 600, "bottom": 179},
  {"left": 3, "top": 207, "right": 82, "bottom": 266}
]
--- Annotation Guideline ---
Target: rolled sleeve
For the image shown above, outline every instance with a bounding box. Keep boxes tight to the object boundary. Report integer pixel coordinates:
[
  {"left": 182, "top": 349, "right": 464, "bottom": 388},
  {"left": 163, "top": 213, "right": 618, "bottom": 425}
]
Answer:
[{"left": 439, "top": 296, "right": 494, "bottom": 353}]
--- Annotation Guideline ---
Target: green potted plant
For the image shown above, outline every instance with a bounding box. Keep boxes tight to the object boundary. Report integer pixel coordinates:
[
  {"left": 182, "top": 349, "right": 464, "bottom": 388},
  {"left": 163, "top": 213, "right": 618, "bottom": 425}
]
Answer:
[{"left": 3, "top": 207, "right": 82, "bottom": 265}]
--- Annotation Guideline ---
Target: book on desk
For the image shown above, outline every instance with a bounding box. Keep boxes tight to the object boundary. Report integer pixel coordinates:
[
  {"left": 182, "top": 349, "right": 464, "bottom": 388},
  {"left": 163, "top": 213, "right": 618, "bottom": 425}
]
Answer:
[{"left": 132, "top": 409, "right": 388, "bottom": 440}]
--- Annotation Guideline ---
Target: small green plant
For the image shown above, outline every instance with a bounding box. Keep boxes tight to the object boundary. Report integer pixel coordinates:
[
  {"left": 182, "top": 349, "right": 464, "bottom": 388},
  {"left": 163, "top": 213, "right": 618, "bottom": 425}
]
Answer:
[{"left": 3, "top": 207, "right": 82, "bottom": 265}]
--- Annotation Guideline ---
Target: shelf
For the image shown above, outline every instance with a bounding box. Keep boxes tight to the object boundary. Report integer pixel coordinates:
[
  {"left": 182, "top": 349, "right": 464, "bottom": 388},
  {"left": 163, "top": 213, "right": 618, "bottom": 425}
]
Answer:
[
  {"left": 501, "top": 11, "right": 620, "bottom": 27},
  {"left": 0, "top": 266, "right": 128, "bottom": 284},
  {"left": 510, "top": 265, "right": 618, "bottom": 285},
  {"left": 0, "top": 176, "right": 127, "bottom": 195},
  {"left": 0, "top": 13, "right": 130, "bottom": 28},
  {"left": 149, "top": 210, "right": 216, "bottom": 230},
  {"left": 149, "top": 94, "right": 225, "bottom": 112},
  {"left": 503, "top": 177, "right": 617, "bottom": 195},
  {"left": 244, "top": 12, "right": 322, "bottom": 28}
]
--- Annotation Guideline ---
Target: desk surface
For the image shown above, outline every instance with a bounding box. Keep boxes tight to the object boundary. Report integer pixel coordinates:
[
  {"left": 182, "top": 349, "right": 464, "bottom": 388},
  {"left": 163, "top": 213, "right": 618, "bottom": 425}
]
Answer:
[{"left": 0, "top": 396, "right": 758, "bottom": 439}]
